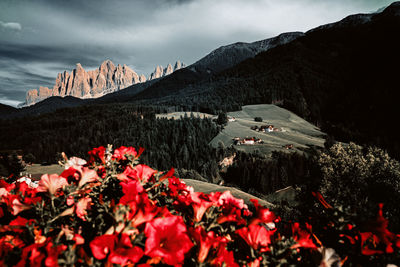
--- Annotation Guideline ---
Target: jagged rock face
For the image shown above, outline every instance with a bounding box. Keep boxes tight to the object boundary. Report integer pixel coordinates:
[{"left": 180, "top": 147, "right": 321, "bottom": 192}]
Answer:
[
  {"left": 148, "top": 61, "right": 186, "bottom": 81},
  {"left": 25, "top": 60, "right": 184, "bottom": 106}
]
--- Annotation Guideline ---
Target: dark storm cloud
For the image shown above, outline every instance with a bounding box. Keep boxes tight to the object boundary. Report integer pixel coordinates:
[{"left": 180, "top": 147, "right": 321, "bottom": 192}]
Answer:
[{"left": 0, "top": 0, "right": 396, "bottom": 106}]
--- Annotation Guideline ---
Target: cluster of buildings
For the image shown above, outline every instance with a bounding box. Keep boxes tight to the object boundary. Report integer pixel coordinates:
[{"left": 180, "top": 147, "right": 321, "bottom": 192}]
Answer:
[
  {"left": 250, "top": 125, "right": 279, "bottom": 133},
  {"left": 232, "top": 137, "right": 264, "bottom": 145}
]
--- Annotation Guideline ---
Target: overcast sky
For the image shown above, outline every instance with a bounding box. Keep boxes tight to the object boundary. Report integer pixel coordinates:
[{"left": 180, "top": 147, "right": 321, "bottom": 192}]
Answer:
[{"left": 0, "top": 0, "right": 395, "bottom": 107}]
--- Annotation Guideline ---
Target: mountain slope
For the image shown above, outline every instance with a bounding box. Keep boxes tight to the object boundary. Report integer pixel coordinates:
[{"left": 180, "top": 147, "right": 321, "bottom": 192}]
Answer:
[
  {"left": 129, "top": 33, "right": 304, "bottom": 103},
  {"left": 0, "top": 103, "right": 17, "bottom": 117},
  {"left": 154, "top": 2, "right": 400, "bottom": 157},
  {"left": 190, "top": 32, "right": 303, "bottom": 74}
]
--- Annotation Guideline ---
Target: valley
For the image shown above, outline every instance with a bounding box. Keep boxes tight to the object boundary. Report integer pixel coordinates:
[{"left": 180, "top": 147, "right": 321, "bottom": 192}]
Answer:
[{"left": 1, "top": 2, "right": 400, "bottom": 265}]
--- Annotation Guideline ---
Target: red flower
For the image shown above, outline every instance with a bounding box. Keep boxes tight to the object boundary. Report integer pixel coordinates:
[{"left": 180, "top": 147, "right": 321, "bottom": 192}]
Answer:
[
  {"left": 45, "top": 242, "right": 67, "bottom": 267},
  {"left": 250, "top": 199, "right": 277, "bottom": 226},
  {"left": 236, "top": 224, "right": 274, "bottom": 252},
  {"left": 15, "top": 241, "right": 48, "bottom": 267},
  {"left": 108, "top": 234, "right": 144, "bottom": 266},
  {"left": 217, "top": 191, "right": 250, "bottom": 224},
  {"left": 117, "top": 166, "right": 137, "bottom": 182},
  {"left": 0, "top": 179, "right": 15, "bottom": 199},
  {"left": 360, "top": 232, "right": 383, "bottom": 255},
  {"left": 113, "top": 146, "right": 137, "bottom": 160},
  {"left": 37, "top": 174, "right": 68, "bottom": 195},
  {"left": 210, "top": 245, "right": 239, "bottom": 267},
  {"left": 218, "top": 191, "right": 247, "bottom": 210},
  {"left": 0, "top": 235, "right": 25, "bottom": 259},
  {"left": 10, "top": 216, "right": 35, "bottom": 227},
  {"left": 60, "top": 167, "right": 80, "bottom": 182},
  {"left": 119, "top": 180, "right": 145, "bottom": 204},
  {"left": 90, "top": 234, "right": 144, "bottom": 265},
  {"left": 61, "top": 166, "right": 99, "bottom": 187},
  {"left": 90, "top": 234, "right": 117, "bottom": 260},
  {"left": 132, "top": 164, "right": 157, "bottom": 183},
  {"left": 119, "top": 180, "right": 163, "bottom": 227},
  {"left": 190, "top": 226, "right": 220, "bottom": 263},
  {"left": 88, "top": 146, "right": 106, "bottom": 164},
  {"left": 291, "top": 222, "right": 317, "bottom": 249},
  {"left": 190, "top": 192, "right": 214, "bottom": 222},
  {"left": 145, "top": 216, "right": 193, "bottom": 266},
  {"left": 168, "top": 177, "right": 193, "bottom": 198}
]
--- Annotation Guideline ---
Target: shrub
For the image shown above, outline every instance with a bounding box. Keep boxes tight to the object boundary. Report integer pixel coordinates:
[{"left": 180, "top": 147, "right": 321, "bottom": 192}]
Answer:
[
  {"left": 254, "top": 117, "right": 263, "bottom": 122},
  {"left": 318, "top": 142, "right": 400, "bottom": 229},
  {"left": 23, "top": 153, "right": 36, "bottom": 164},
  {"left": 216, "top": 112, "right": 228, "bottom": 125}
]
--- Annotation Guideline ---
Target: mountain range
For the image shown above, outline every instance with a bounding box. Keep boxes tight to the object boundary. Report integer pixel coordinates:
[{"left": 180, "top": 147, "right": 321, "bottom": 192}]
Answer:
[
  {"left": 2, "top": 1, "right": 400, "bottom": 158},
  {"left": 23, "top": 60, "right": 185, "bottom": 106}
]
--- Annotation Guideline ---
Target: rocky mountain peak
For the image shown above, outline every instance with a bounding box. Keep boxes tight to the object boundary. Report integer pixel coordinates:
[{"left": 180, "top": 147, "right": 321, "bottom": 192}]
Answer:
[
  {"left": 174, "top": 60, "right": 182, "bottom": 70},
  {"left": 24, "top": 59, "right": 185, "bottom": 106},
  {"left": 148, "top": 61, "right": 186, "bottom": 81},
  {"left": 164, "top": 63, "right": 174, "bottom": 76}
]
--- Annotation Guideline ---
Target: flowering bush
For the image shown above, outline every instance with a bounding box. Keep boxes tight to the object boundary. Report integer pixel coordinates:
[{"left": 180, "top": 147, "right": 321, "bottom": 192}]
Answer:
[{"left": 1, "top": 145, "right": 400, "bottom": 266}]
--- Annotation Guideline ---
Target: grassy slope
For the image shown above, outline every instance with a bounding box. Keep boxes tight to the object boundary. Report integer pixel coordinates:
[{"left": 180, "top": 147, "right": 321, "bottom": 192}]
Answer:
[
  {"left": 25, "top": 164, "right": 273, "bottom": 207},
  {"left": 210, "top": 104, "right": 325, "bottom": 155}
]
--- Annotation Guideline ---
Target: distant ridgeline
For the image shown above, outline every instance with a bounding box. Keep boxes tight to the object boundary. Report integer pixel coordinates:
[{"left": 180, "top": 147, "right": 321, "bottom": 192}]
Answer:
[
  {"left": 130, "top": 2, "right": 400, "bottom": 159},
  {"left": 22, "top": 60, "right": 185, "bottom": 106}
]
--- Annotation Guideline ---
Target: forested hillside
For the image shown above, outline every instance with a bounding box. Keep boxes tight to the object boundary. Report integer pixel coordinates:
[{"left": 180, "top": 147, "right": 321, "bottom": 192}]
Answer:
[{"left": 0, "top": 104, "right": 226, "bottom": 181}]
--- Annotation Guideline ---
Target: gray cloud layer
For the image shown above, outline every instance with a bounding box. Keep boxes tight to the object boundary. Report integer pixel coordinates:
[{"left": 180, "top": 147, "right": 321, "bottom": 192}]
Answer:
[
  {"left": 0, "top": 21, "right": 22, "bottom": 31},
  {"left": 0, "top": 0, "right": 395, "bottom": 106}
]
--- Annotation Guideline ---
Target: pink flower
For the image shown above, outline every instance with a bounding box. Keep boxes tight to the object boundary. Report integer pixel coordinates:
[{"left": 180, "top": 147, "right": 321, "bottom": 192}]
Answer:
[
  {"left": 132, "top": 164, "right": 157, "bottom": 183},
  {"left": 37, "top": 174, "right": 68, "bottom": 195},
  {"left": 76, "top": 197, "right": 92, "bottom": 221},
  {"left": 11, "top": 198, "right": 32, "bottom": 215},
  {"left": 145, "top": 216, "right": 193, "bottom": 266},
  {"left": 0, "top": 188, "right": 10, "bottom": 201},
  {"left": 117, "top": 165, "right": 156, "bottom": 183},
  {"left": 78, "top": 167, "right": 99, "bottom": 187},
  {"left": 217, "top": 191, "right": 250, "bottom": 224},
  {"left": 66, "top": 196, "right": 74, "bottom": 206},
  {"left": 65, "top": 157, "right": 87, "bottom": 170},
  {"left": 218, "top": 191, "right": 247, "bottom": 210}
]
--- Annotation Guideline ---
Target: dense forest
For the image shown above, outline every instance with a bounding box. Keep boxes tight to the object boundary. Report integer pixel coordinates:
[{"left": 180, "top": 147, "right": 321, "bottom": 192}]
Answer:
[
  {"left": 222, "top": 150, "right": 317, "bottom": 195},
  {"left": 0, "top": 104, "right": 229, "bottom": 181}
]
